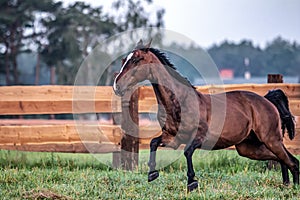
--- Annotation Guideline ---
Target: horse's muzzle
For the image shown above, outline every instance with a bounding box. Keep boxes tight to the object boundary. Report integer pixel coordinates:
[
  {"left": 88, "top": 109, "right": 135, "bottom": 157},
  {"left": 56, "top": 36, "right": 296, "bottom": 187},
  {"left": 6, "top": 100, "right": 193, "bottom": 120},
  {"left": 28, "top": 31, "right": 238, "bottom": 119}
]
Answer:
[{"left": 113, "top": 84, "right": 124, "bottom": 96}]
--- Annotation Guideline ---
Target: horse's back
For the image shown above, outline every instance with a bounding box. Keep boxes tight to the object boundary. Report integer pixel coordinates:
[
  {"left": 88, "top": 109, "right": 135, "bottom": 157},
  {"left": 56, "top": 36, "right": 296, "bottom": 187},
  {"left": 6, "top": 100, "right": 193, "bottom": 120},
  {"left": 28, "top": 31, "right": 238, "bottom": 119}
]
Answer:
[
  {"left": 225, "top": 90, "right": 280, "bottom": 129},
  {"left": 204, "top": 90, "right": 280, "bottom": 149},
  {"left": 226, "top": 90, "right": 278, "bottom": 115}
]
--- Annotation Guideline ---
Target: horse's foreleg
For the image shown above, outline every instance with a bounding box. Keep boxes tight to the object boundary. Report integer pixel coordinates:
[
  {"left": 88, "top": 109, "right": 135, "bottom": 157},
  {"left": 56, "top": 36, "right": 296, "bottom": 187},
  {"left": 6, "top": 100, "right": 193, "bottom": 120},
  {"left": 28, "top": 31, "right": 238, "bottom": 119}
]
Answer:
[
  {"left": 148, "top": 135, "right": 162, "bottom": 182},
  {"left": 184, "top": 122, "right": 207, "bottom": 192},
  {"left": 184, "top": 141, "right": 201, "bottom": 192}
]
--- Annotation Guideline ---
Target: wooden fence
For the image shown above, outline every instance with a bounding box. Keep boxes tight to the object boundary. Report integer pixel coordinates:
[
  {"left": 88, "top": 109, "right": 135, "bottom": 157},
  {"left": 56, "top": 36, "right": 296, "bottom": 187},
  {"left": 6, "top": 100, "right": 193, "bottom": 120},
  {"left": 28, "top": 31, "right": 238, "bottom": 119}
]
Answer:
[{"left": 0, "top": 83, "right": 300, "bottom": 168}]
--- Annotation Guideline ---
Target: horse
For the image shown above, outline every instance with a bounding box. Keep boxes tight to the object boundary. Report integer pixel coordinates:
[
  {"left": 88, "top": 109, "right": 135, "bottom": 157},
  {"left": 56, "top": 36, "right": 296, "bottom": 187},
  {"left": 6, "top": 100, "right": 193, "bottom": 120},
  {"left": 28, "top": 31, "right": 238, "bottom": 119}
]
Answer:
[{"left": 113, "top": 40, "right": 299, "bottom": 192}]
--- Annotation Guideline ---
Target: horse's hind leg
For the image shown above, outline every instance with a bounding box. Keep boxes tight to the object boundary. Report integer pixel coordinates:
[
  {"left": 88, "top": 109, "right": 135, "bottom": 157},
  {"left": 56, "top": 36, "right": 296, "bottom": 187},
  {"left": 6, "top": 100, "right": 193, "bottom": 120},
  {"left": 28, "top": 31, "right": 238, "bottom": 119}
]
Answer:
[
  {"left": 235, "top": 141, "right": 290, "bottom": 185},
  {"left": 148, "top": 135, "right": 162, "bottom": 182},
  {"left": 280, "top": 162, "right": 290, "bottom": 185},
  {"left": 263, "top": 137, "right": 299, "bottom": 185},
  {"left": 282, "top": 146, "right": 300, "bottom": 184}
]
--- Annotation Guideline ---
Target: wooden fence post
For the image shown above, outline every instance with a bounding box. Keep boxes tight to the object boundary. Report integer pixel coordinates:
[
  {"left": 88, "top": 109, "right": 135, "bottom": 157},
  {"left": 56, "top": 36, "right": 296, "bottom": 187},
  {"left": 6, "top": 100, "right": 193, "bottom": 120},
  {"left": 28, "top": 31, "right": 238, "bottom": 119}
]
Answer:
[
  {"left": 112, "top": 113, "right": 121, "bottom": 168},
  {"left": 268, "top": 74, "right": 283, "bottom": 83},
  {"left": 267, "top": 74, "right": 283, "bottom": 170},
  {"left": 120, "top": 88, "right": 139, "bottom": 170}
]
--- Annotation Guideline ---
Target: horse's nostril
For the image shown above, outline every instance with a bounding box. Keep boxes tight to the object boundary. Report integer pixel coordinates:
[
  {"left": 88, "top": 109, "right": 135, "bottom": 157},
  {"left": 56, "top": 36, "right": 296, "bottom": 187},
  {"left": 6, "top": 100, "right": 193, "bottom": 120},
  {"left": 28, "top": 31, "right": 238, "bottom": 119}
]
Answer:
[{"left": 114, "top": 84, "right": 123, "bottom": 96}]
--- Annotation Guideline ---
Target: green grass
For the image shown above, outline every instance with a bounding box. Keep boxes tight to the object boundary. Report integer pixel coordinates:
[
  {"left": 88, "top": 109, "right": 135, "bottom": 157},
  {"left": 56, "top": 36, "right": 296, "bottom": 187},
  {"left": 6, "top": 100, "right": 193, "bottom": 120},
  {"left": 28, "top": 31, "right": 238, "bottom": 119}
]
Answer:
[{"left": 0, "top": 150, "right": 300, "bottom": 199}]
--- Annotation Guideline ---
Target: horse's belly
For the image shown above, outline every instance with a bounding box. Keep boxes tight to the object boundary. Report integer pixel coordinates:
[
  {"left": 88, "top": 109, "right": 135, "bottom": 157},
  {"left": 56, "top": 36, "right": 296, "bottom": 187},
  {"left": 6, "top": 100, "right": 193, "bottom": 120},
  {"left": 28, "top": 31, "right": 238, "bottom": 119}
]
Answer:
[
  {"left": 201, "top": 137, "right": 234, "bottom": 150},
  {"left": 201, "top": 127, "right": 249, "bottom": 150},
  {"left": 209, "top": 140, "right": 235, "bottom": 150}
]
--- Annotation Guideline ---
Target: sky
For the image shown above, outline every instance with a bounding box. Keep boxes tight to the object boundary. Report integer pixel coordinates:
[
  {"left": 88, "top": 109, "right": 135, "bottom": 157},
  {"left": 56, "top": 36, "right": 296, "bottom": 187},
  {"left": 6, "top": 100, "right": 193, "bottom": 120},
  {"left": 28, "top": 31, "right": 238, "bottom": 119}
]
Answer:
[{"left": 63, "top": 0, "right": 300, "bottom": 48}]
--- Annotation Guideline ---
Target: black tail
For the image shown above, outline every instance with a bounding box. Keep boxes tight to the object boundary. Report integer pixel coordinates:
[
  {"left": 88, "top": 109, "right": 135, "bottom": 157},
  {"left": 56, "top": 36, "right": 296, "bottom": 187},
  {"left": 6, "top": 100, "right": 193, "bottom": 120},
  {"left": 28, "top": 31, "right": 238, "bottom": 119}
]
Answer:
[{"left": 265, "top": 89, "right": 295, "bottom": 140}]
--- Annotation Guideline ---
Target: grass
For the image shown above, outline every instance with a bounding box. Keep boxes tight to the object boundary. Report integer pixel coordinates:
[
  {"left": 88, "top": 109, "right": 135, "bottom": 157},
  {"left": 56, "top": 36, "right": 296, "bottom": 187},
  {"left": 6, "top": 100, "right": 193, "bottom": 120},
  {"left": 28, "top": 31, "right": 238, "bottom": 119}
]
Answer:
[{"left": 0, "top": 149, "right": 300, "bottom": 199}]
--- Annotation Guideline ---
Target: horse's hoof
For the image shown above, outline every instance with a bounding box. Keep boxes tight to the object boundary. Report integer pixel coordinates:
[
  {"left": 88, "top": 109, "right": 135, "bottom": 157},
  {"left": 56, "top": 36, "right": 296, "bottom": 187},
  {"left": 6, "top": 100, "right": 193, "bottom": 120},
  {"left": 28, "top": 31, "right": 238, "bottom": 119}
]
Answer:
[
  {"left": 148, "top": 170, "right": 159, "bottom": 182},
  {"left": 283, "top": 181, "right": 290, "bottom": 186},
  {"left": 187, "top": 180, "right": 198, "bottom": 192}
]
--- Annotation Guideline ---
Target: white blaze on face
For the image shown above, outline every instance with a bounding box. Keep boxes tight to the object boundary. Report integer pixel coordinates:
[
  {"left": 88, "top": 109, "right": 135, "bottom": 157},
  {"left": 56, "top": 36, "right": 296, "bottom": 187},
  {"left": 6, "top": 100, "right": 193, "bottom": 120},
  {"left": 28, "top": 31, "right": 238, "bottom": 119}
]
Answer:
[
  {"left": 120, "top": 52, "right": 134, "bottom": 73},
  {"left": 113, "top": 52, "right": 134, "bottom": 92}
]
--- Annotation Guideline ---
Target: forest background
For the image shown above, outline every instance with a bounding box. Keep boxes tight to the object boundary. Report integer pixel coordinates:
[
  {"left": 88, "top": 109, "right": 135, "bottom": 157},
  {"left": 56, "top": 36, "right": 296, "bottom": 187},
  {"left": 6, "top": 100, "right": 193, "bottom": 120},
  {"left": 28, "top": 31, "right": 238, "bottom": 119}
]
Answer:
[{"left": 1, "top": 0, "right": 299, "bottom": 86}]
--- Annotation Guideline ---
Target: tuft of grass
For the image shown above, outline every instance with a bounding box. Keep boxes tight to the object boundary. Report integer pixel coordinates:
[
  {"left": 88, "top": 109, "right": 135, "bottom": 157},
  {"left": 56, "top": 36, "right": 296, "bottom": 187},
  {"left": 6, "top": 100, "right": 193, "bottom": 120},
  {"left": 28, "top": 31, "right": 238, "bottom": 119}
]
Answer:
[{"left": 22, "top": 189, "right": 72, "bottom": 200}]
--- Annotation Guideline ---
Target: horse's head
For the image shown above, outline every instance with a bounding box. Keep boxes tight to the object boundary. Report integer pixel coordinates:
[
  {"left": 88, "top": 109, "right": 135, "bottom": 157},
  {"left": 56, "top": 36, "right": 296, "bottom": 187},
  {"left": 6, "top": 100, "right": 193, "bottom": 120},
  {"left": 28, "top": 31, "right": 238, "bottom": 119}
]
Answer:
[{"left": 113, "top": 40, "right": 156, "bottom": 96}]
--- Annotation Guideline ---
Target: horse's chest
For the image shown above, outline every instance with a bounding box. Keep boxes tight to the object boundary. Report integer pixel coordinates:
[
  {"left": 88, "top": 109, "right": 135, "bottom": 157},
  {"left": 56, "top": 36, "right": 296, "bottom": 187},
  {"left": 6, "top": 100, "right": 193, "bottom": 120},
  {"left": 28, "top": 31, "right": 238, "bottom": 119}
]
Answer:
[{"left": 157, "top": 105, "right": 199, "bottom": 135}]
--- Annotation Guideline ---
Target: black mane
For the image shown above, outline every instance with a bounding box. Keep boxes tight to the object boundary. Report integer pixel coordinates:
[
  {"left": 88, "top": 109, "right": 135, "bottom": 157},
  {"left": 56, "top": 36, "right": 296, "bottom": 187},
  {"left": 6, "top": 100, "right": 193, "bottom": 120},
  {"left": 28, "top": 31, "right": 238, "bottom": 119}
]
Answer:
[{"left": 147, "top": 48, "right": 195, "bottom": 89}]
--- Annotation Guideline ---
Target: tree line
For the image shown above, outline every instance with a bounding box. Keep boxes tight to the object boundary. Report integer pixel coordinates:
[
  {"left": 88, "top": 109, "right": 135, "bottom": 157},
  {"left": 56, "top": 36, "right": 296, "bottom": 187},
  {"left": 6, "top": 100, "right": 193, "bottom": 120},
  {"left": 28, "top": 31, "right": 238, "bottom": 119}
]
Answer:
[
  {"left": 208, "top": 37, "right": 300, "bottom": 78},
  {"left": 0, "top": 0, "right": 164, "bottom": 85},
  {"left": 154, "top": 38, "right": 300, "bottom": 85},
  {"left": 1, "top": 0, "right": 299, "bottom": 86}
]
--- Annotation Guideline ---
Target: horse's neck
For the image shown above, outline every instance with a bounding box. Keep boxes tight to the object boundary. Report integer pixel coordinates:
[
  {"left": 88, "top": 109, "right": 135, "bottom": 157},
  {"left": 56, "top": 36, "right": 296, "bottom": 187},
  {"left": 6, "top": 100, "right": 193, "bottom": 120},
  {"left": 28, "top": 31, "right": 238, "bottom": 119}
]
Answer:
[
  {"left": 151, "top": 83, "right": 179, "bottom": 110},
  {"left": 152, "top": 63, "right": 201, "bottom": 105},
  {"left": 151, "top": 82, "right": 181, "bottom": 134},
  {"left": 149, "top": 64, "right": 211, "bottom": 139},
  {"left": 150, "top": 66, "right": 185, "bottom": 108}
]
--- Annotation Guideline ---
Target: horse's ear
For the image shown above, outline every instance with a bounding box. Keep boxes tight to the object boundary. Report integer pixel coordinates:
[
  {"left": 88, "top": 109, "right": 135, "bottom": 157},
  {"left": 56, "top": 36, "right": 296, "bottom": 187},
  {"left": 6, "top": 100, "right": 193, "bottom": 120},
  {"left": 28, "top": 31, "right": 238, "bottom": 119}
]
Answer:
[
  {"left": 137, "top": 39, "right": 143, "bottom": 47},
  {"left": 145, "top": 38, "right": 152, "bottom": 49}
]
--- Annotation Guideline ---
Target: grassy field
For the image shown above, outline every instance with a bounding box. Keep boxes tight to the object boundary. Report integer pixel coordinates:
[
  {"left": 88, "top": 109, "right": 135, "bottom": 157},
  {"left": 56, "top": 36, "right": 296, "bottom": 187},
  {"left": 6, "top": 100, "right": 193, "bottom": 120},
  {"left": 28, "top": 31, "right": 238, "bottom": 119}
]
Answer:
[{"left": 0, "top": 149, "right": 300, "bottom": 199}]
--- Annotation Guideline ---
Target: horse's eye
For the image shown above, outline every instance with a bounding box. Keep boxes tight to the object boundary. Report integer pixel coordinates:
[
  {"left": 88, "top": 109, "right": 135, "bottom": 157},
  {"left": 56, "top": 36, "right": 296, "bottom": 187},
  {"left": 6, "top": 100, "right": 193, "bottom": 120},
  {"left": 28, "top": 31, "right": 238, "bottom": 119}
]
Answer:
[{"left": 132, "top": 57, "right": 143, "bottom": 64}]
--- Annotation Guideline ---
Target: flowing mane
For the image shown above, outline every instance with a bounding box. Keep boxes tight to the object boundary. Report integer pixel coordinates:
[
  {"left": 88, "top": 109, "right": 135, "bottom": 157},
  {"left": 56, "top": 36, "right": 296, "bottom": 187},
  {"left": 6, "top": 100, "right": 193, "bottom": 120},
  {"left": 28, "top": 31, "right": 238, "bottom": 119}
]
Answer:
[{"left": 147, "top": 48, "right": 196, "bottom": 89}]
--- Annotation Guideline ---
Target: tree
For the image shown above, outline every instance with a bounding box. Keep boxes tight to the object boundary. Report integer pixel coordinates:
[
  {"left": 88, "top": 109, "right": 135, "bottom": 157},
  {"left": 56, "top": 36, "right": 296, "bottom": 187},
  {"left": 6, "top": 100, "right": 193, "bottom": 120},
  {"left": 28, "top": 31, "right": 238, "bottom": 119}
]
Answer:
[
  {"left": 208, "top": 38, "right": 300, "bottom": 77},
  {"left": 41, "top": 0, "right": 165, "bottom": 85},
  {"left": 112, "top": 0, "right": 164, "bottom": 31},
  {"left": 98, "top": 0, "right": 165, "bottom": 86},
  {"left": 41, "top": 2, "right": 117, "bottom": 85},
  {"left": 0, "top": 0, "right": 60, "bottom": 85},
  {"left": 208, "top": 40, "right": 265, "bottom": 77},
  {"left": 0, "top": 0, "right": 165, "bottom": 85},
  {"left": 264, "top": 37, "right": 299, "bottom": 75}
]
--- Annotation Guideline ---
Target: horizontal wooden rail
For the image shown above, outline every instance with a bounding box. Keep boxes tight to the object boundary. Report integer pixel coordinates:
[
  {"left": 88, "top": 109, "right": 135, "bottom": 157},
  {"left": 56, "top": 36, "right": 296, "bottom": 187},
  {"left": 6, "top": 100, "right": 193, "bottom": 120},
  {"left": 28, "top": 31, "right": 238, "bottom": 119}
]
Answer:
[
  {"left": 0, "top": 142, "right": 120, "bottom": 153},
  {"left": 138, "top": 83, "right": 300, "bottom": 99},
  {"left": 0, "top": 122, "right": 299, "bottom": 153},
  {"left": 0, "top": 84, "right": 299, "bottom": 154},
  {"left": 140, "top": 99, "right": 300, "bottom": 115},
  {"left": 0, "top": 86, "right": 121, "bottom": 115},
  {"left": 0, "top": 124, "right": 121, "bottom": 153},
  {"left": 0, "top": 122, "right": 162, "bottom": 153},
  {"left": 197, "top": 83, "right": 300, "bottom": 98},
  {"left": 138, "top": 84, "right": 300, "bottom": 115},
  {"left": 0, "top": 84, "right": 299, "bottom": 115}
]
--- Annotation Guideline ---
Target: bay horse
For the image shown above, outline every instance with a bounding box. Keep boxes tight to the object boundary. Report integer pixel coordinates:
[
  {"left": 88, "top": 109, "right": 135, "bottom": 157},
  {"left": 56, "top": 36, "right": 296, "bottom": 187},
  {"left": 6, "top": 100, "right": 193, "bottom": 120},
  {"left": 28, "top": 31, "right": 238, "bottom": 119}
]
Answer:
[{"left": 113, "top": 40, "right": 298, "bottom": 192}]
